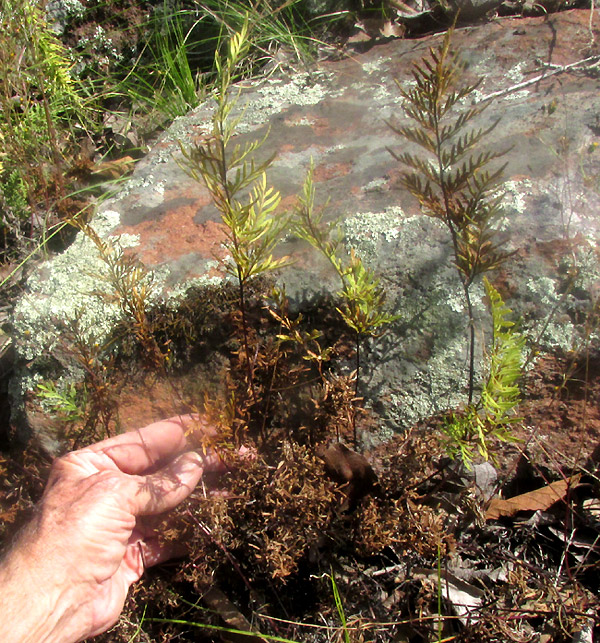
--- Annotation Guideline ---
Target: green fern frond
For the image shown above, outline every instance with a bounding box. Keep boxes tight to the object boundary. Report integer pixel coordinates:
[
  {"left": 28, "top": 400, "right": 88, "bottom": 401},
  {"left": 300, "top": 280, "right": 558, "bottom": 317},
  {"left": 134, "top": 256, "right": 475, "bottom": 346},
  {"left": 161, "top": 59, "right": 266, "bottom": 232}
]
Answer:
[
  {"left": 441, "top": 279, "right": 524, "bottom": 467},
  {"left": 294, "top": 161, "right": 397, "bottom": 340},
  {"left": 481, "top": 276, "right": 525, "bottom": 423}
]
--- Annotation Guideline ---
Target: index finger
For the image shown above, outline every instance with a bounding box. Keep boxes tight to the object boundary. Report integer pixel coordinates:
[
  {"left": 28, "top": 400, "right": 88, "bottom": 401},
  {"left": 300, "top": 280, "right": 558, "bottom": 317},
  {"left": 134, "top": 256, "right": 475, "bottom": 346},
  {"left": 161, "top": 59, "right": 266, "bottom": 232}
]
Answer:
[{"left": 85, "top": 414, "right": 216, "bottom": 474}]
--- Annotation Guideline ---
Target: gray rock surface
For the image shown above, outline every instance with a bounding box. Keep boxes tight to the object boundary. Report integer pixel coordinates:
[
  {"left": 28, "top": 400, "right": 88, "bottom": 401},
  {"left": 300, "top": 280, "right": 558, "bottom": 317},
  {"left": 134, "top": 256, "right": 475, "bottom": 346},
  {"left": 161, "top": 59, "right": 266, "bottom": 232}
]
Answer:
[{"left": 11, "top": 10, "right": 600, "bottom": 447}]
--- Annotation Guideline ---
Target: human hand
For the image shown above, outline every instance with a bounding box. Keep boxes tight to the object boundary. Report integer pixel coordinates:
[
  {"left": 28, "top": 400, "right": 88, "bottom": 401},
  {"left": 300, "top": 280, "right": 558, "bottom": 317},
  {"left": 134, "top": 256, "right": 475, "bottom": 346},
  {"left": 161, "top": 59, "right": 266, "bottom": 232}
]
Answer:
[{"left": 0, "top": 414, "right": 224, "bottom": 643}]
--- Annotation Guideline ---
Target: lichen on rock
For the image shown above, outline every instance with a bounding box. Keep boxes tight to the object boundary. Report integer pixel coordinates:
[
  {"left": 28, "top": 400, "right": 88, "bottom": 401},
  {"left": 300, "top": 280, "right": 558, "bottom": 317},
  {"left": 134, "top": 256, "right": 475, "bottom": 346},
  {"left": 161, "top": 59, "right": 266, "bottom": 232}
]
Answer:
[{"left": 13, "top": 210, "right": 148, "bottom": 368}]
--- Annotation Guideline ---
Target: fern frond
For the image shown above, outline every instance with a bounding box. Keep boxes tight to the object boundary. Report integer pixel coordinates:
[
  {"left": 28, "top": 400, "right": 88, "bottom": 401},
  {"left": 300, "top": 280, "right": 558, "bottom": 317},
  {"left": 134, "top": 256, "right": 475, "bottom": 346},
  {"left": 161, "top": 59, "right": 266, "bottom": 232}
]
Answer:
[
  {"left": 391, "top": 26, "right": 519, "bottom": 449},
  {"left": 441, "top": 279, "right": 524, "bottom": 467},
  {"left": 389, "top": 125, "right": 437, "bottom": 154},
  {"left": 294, "top": 161, "right": 397, "bottom": 339},
  {"left": 228, "top": 129, "right": 271, "bottom": 169},
  {"left": 391, "top": 151, "right": 443, "bottom": 186},
  {"left": 482, "top": 276, "right": 525, "bottom": 419}
]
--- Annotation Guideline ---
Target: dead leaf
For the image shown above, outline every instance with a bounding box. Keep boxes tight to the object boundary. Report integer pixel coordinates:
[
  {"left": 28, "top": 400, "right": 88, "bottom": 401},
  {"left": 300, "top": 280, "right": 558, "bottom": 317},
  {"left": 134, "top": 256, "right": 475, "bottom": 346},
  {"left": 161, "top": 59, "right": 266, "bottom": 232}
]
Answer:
[
  {"left": 317, "top": 442, "right": 378, "bottom": 507},
  {"left": 485, "top": 475, "right": 581, "bottom": 521},
  {"left": 347, "top": 29, "right": 372, "bottom": 44},
  {"left": 91, "top": 155, "right": 136, "bottom": 180},
  {"left": 379, "top": 20, "right": 406, "bottom": 38},
  {"left": 353, "top": 18, "right": 404, "bottom": 40},
  {"left": 202, "top": 586, "right": 268, "bottom": 643},
  {"left": 414, "top": 567, "right": 484, "bottom": 624}
]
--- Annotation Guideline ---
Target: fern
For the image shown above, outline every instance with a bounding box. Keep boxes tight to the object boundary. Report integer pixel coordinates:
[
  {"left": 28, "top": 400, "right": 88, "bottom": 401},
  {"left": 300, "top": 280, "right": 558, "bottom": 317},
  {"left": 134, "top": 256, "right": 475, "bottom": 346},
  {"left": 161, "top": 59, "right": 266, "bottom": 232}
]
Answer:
[
  {"left": 294, "top": 160, "right": 397, "bottom": 444},
  {"left": 481, "top": 277, "right": 524, "bottom": 425},
  {"left": 388, "top": 28, "right": 512, "bottom": 404},
  {"left": 442, "top": 277, "right": 524, "bottom": 466},
  {"left": 177, "top": 20, "right": 290, "bottom": 420},
  {"left": 37, "top": 380, "right": 88, "bottom": 424}
]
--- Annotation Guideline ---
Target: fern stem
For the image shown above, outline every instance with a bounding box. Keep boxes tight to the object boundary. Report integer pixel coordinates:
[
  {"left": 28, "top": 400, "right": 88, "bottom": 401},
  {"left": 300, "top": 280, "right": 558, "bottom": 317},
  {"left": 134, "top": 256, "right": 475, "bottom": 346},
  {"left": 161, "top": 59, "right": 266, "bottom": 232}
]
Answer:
[
  {"left": 237, "top": 269, "right": 259, "bottom": 413},
  {"left": 463, "top": 282, "right": 475, "bottom": 406},
  {"left": 430, "top": 40, "right": 477, "bottom": 407},
  {"left": 353, "top": 332, "right": 360, "bottom": 447},
  {"left": 215, "top": 116, "right": 258, "bottom": 411}
]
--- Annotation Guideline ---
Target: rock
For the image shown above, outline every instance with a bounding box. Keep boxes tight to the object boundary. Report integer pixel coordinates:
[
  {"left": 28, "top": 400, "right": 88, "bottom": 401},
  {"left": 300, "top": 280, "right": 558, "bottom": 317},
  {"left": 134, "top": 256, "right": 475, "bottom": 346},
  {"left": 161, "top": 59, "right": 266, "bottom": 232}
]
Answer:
[
  {"left": 45, "top": 0, "right": 86, "bottom": 36},
  {"left": 10, "top": 10, "right": 600, "bottom": 448}
]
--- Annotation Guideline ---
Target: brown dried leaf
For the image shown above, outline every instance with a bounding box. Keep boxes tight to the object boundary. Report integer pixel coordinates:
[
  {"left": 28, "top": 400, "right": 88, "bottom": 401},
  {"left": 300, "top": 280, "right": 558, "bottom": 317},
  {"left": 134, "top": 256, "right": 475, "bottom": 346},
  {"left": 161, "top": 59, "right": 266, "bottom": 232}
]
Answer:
[
  {"left": 91, "top": 155, "right": 136, "bottom": 180},
  {"left": 379, "top": 20, "right": 405, "bottom": 39},
  {"left": 202, "top": 587, "right": 268, "bottom": 643},
  {"left": 485, "top": 475, "right": 581, "bottom": 521}
]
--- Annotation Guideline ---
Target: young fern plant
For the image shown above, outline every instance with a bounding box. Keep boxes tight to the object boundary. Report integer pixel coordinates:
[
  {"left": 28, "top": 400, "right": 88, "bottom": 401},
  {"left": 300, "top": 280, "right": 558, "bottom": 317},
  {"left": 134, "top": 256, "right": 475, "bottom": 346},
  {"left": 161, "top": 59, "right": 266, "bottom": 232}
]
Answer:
[
  {"left": 71, "top": 219, "right": 166, "bottom": 369},
  {"left": 177, "top": 21, "right": 290, "bottom": 410},
  {"left": 388, "top": 28, "right": 511, "bottom": 405},
  {"left": 294, "top": 161, "right": 397, "bottom": 445},
  {"left": 443, "top": 277, "right": 524, "bottom": 467}
]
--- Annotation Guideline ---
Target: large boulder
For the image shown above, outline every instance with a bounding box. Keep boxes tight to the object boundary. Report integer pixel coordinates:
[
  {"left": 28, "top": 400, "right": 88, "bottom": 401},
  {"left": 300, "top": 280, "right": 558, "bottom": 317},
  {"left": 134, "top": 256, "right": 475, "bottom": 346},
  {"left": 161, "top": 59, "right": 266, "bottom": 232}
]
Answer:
[{"left": 11, "top": 10, "right": 600, "bottom": 449}]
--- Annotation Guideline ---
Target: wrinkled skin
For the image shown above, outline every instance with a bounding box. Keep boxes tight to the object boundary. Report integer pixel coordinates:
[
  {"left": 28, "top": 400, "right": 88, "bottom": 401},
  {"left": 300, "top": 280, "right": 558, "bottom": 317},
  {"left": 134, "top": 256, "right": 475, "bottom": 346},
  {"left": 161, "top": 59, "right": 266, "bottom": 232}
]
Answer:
[{"left": 0, "top": 415, "right": 226, "bottom": 643}]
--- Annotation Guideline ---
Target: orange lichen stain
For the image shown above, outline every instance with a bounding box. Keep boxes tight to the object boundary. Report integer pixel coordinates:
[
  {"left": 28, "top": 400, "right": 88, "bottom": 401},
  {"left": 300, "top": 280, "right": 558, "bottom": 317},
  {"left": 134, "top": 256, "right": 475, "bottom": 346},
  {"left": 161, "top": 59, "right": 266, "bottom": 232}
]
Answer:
[
  {"left": 279, "top": 194, "right": 298, "bottom": 211},
  {"left": 310, "top": 117, "right": 332, "bottom": 136},
  {"left": 313, "top": 162, "right": 353, "bottom": 182},
  {"left": 117, "top": 201, "right": 228, "bottom": 267}
]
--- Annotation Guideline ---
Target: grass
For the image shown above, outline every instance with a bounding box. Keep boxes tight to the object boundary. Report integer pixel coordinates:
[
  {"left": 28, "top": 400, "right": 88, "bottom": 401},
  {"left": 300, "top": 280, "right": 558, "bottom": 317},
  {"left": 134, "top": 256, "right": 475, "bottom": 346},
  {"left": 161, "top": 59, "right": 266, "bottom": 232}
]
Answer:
[
  {"left": 0, "top": 0, "right": 336, "bottom": 267},
  {"left": 0, "top": 0, "right": 94, "bottom": 259},
  {"left": 115, "top": 0, "right": 332, "bottom": 125}
]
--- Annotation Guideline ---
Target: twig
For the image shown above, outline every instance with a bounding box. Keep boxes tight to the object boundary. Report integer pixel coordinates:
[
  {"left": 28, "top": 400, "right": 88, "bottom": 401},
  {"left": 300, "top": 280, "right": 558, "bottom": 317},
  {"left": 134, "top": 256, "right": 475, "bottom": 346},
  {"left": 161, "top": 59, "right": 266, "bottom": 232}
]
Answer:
[
  {"left": 476, "top": 55, "right": 600, "bottom": 104},
  {"left": 369, "top": 563, "right": 407, "bottom": 577}
]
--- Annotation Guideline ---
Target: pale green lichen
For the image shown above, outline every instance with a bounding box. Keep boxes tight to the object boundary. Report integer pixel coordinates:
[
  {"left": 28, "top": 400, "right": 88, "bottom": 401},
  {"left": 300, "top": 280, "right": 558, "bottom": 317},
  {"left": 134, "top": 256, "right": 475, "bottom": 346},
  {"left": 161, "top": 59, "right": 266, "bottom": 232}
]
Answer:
[
  {"left": 343, "top": 207, "right": 446, "bottom": 266},
  {"left": 361, "top": 58, "right": 391, "bottom": 74},
  {"left": 371, "top": 85, "right": 394, "bottom": 104},
  {"left": 165, "top": 261, "right": 229, "bottom": 307},
  {"left": 13, "top": 209, "right": 154, "bottom": 368},
  {"left": 502, "top": 179, "right": 532, "bottom": 214},
  {"left": 493, "top": 179, "right": 532, "bottom": 232},
  {"left": 291, "top": 117, "right": 316, "bottom": 127},
  {"left": 164, "top": 71, "right": 339, "bottom": 151},
  {"left": 388, "top": 347, "right": 468, "bottom": 427},
  {"left": 506, "top": 62, "right": 526, "bottom": 85},
  {"left": 383, "top": 279, "right": 488, "bottom": 431},
  {"left": 343, "top": 207, "right": 402, "bottom": 264},
  {"left": 13, "top": 202, "right": 232, "bottom": 395},
  {"left": 235, "top": 71, "right": 340, "bottom": 133},
  {"left": 361, "top": 77, "right": 414, "bottom": 110},
  {"left": 115, "top": 174, "right": 167, "bottom": 205},
  {"left": 362, "top": 178, "right": 387, "bottom": 193},
  {"left": 524, "top": 274, "right": 576, "bottom": 352},
  {"left": 567, "top": 240, "right": 600, "bottom": 291},
  {"left": 467, "top": 55, "right": 529, "bottom": 103}
]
